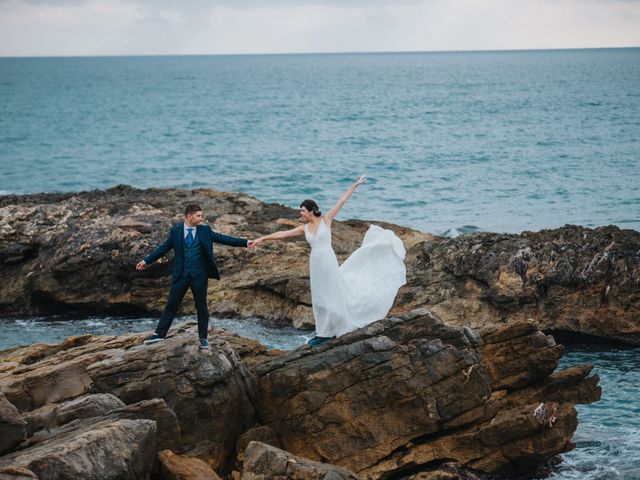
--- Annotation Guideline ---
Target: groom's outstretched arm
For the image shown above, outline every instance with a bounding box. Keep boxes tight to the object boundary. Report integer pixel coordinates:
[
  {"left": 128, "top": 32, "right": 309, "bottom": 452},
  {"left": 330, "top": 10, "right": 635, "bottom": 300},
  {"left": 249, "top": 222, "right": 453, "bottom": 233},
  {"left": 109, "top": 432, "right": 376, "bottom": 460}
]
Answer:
[
  {"left": 143, "top": 231, "right": 174, "bottom": 265},
  {"left": 210, "top": 228, "right": 249, "bottom": 248}
]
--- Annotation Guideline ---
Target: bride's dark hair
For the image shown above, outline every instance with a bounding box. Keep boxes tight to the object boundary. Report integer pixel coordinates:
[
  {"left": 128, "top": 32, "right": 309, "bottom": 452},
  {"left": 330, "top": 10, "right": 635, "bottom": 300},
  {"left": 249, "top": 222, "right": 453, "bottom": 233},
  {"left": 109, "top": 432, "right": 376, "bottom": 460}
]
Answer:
[{"left": 300, "top": 199, "right": 321, "bottom": 217}]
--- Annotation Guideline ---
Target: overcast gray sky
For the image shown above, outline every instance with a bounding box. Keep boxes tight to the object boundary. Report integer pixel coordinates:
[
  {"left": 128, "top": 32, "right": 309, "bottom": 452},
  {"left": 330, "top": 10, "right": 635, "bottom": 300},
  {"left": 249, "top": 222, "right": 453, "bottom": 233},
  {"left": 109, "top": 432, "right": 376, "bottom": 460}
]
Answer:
[{"left": 1, "top": 0, "right": 639, "bottom": 56}]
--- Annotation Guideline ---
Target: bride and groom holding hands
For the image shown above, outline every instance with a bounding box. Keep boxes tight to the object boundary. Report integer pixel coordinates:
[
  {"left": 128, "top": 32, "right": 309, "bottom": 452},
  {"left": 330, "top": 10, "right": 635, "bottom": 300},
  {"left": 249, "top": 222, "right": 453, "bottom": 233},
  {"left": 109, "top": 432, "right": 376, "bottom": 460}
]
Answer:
[{"left": 136, "top": 176, "right": 407, "bottom": 349}]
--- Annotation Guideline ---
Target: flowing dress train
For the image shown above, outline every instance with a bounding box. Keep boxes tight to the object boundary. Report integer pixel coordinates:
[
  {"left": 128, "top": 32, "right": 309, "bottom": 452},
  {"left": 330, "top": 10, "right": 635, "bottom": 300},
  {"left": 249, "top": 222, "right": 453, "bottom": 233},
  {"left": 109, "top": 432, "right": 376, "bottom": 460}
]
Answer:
[{"left": 304, "top": 218, "right": 406, "bottom": 337}]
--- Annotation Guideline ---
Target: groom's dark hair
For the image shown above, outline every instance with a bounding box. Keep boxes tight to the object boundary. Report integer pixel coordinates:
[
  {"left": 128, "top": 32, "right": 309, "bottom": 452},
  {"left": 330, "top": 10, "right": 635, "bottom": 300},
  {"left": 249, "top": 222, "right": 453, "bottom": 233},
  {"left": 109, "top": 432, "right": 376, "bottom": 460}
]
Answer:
[{"left": 184, "top": 204, "right": 202, "bottom": 216}]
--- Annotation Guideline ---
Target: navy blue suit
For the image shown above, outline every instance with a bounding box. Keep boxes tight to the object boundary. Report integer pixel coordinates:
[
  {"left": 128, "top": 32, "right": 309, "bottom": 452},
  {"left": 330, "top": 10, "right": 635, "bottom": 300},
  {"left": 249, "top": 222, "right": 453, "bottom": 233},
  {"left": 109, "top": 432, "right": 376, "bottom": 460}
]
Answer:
[{"left": 144, "top": 223, "right": 248, "bottom": 339}]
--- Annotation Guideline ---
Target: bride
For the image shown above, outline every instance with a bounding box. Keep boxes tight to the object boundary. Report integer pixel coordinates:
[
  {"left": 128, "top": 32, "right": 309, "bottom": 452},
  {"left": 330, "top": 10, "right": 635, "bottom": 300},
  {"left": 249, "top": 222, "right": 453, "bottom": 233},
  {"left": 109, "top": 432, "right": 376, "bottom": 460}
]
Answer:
[{"left": 253, "top": 176, "right": 407, "bottom": 346}]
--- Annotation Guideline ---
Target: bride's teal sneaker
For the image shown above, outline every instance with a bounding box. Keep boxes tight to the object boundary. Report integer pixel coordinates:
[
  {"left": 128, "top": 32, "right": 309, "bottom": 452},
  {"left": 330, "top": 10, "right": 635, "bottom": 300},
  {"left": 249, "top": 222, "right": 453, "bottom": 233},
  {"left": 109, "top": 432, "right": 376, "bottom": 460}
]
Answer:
[{"left": 307, "top": 336, "right": 331, "bottom": 346}]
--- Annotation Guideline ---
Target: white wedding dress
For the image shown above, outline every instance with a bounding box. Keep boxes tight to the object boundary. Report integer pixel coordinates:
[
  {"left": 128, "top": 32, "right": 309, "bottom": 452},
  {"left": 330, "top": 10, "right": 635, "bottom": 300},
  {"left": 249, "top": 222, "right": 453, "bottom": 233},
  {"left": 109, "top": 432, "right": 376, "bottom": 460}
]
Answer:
[{"left": 304, "top": 217, "right": 407, "bottom": 337}]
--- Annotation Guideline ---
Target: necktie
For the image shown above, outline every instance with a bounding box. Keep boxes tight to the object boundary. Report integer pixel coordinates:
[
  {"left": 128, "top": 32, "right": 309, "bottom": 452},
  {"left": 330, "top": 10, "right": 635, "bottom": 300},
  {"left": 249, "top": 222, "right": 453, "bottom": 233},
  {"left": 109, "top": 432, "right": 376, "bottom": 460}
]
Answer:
[{"left": 185, "top": 228, "right": 194, "bottom": 248}]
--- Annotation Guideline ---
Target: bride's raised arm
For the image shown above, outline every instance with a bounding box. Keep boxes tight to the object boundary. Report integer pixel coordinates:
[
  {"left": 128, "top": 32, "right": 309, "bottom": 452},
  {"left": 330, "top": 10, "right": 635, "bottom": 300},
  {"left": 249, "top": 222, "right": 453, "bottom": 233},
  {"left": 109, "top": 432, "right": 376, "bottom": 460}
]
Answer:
[
  {"left": 324, "top": 175, "right": 366, "bottom": 225},
  {"left": 253, "top": 225, "right": 305, "bottom": 246}
]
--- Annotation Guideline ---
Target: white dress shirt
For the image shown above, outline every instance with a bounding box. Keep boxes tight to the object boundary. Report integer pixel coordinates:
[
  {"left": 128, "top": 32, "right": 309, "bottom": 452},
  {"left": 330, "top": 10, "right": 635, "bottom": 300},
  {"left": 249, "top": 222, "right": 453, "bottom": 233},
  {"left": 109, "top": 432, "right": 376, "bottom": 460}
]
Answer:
[{"left": 183, "top": 223, "right": 197, "bottom": 241}]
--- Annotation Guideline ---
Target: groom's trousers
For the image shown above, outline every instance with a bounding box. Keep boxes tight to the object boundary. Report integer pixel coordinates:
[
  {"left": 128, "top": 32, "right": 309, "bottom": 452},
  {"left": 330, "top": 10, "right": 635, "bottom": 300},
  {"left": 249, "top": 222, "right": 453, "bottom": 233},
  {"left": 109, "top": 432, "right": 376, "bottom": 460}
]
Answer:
[{"left": 155, "top": 273, "right": 210, "bottom": 340}]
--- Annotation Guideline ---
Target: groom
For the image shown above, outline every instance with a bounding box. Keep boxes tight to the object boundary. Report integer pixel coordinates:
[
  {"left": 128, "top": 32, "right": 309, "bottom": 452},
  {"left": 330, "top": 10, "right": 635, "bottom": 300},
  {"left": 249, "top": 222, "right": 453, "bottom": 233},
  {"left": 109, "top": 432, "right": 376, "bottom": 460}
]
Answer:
[{"left": 136, "top": 204, "right": 254, "bottom": 349}]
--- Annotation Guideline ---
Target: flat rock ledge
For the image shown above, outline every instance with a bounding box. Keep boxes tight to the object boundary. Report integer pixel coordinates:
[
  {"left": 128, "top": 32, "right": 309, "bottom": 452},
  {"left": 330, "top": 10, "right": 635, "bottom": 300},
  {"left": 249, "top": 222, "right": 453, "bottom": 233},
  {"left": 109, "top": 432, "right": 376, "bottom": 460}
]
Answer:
[
  {"left": 0, "top": 185, "right": 638, "bottom": 344},
  {"left": 0, "top": 309, "right": 600, "bottom": 479}
]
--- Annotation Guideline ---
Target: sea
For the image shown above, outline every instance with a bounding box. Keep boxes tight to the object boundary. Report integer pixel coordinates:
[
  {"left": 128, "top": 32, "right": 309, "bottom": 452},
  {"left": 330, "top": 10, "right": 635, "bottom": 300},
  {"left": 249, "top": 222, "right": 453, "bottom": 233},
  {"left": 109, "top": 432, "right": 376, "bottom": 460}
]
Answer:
[
  {"left": 1, "top": 48, "right": 639, "bottom": 235},
  {"left": 0, "top": 49, "right": 639, "bottom": 479}
]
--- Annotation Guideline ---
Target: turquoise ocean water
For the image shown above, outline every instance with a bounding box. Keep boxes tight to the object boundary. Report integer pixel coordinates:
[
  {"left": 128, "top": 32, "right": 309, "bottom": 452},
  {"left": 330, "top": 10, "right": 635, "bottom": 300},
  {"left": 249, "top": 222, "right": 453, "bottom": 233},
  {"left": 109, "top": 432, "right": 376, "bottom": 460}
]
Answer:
[
  {"left": 1, "top": 49, "right": 639, "bottom": 479},
  {"left": 1, "top": 48, "right": 639, "bottom": 235}
]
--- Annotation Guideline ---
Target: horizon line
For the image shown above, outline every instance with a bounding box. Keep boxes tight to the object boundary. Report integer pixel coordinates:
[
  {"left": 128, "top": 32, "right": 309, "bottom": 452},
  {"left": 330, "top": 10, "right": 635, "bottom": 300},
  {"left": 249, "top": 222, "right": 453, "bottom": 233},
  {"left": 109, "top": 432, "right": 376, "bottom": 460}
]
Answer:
[{"left": 1, "top": 45, "right": 639, "bottom": 60}]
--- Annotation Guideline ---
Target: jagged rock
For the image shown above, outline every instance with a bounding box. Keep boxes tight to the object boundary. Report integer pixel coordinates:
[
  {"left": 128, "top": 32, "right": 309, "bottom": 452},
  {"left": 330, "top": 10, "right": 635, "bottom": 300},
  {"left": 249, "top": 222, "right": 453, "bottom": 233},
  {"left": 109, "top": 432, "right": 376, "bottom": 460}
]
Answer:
[
  {"left": 0, "top": 310, "right": 600, "bottom": 479},
  {"left": 22, "top": 393, "right": 125, "bottom": 436},
  {"left": 111, "top": 399, "right": 182, "bottom": 452},
  {"left": 0, "top": 465, "right": 38, "bottom": 479},
  {"left": 250, "top": 309, "right": 600, "bottom": 478},
  {"left": 0, "top": 393, "right": 26, "bottom": 455},
  {"left": 235, "top": 425, "right": 282, "bottom": 466},
  {"left": 17, "top": 399, "right": 180, "bottom": 463},
  {"left": 0, "top": 186, "right": 637, "bottom": 342},
  {"left": 241, "top": 441, "right": 361, "bottom": 480},
  {"left": 0, "top": 418, "right": 157, "bottom": 479},
  {"left": 401, "top": 226, "right": 640, "bottom": 344},
  {"left": 157, "top": 449, "right": 221, "bottom": 480},
  {"left": 0, "top": 324, "right": 257, "bottom": 464},
  {"left": 0, "top": 185, "right": 428, "bottom": 328}
]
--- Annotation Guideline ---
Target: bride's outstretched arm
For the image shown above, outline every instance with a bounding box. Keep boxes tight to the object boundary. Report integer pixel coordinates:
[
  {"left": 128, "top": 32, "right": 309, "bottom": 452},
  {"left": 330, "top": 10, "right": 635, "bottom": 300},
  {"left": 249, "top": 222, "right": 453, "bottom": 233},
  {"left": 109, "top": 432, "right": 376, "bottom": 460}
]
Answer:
[
  {"left": 324, "top": 175, "right": 366, "bottom": 224},
  {"left": 253, "top": 225, "right": 305, "bottom": 246}
]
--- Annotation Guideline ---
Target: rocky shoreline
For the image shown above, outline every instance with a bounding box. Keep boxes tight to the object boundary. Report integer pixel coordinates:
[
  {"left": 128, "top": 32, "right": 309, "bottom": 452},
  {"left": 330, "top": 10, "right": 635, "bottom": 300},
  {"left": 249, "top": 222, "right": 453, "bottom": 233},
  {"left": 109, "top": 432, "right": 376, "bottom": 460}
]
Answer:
[
  {"left": 0, "top": 185, "right": 638, "bottom": 343},
  {"left": 1, "top": 185, "right": 631, "bottom": 478},
  {"left": 0, "top": 309, "right": 600, "bottom": 479}
]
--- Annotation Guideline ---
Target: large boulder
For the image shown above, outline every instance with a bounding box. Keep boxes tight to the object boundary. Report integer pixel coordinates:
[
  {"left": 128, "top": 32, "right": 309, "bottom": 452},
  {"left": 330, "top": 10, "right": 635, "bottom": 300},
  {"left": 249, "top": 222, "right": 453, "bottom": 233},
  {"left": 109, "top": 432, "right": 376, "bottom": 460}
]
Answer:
[
  {"left": 0, "top": 310, "right": 600, "bottom": 479},
  {"left": 242, "top": 441, "right": 361, "bottom": 480},
  {"left": 0, "top": 392, "right": 26, "bottom": 454},
  {"left": 250, "top": 309, "right": 600, "bottom": 478},
  {"left": 0, "top": 324, "right": 258, "bottom": 470},
  {"left": 157, "top": 449, "right": 221, "bottom": 480},
  {"left": 0, "top": 418, "right": 157, "bottom": 480},
  {"left": 22, "top": 393, "right": 125, "bottom": 436},
  {"left": 400, "top": 225, "right": 640, "bottom": 344},
  {"left": 0, "top": 185, "right": 427, "bottom": 329}
]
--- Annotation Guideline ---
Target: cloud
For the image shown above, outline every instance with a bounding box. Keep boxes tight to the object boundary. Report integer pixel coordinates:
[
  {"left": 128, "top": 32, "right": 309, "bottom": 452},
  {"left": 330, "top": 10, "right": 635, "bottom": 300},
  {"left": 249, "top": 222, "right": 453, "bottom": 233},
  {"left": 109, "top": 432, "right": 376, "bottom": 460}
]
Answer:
[{"left": 0, "top": 0, "right": 639, "bottom": 56}]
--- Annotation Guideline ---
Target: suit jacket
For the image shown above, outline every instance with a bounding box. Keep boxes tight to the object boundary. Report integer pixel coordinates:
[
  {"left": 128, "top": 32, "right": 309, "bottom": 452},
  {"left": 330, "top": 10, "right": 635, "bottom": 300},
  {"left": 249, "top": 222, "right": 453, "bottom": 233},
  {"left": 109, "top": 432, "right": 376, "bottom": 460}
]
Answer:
[{"left": 144, "top": 223, "right": 248, "bottom": 282}]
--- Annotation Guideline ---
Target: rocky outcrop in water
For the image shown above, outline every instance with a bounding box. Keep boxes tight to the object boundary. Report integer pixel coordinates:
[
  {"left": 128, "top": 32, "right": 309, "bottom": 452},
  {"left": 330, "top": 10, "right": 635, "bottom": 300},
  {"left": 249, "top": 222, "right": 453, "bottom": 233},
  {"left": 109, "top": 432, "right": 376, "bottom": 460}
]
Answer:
[
  {"left": 0, "top": 309, "right": 600, "bottom": 479},
  {"left": 401, "top": 225, "right": 640, "bottom": 344},
  {"left": 0, "top": 185, "right": 637, "bottom": 343},
  {"left": 251, "top": 309, "right": 600, "bottom": 478},
  {"left": 0, "top": 185, "right": 429, "bottom": 330}
]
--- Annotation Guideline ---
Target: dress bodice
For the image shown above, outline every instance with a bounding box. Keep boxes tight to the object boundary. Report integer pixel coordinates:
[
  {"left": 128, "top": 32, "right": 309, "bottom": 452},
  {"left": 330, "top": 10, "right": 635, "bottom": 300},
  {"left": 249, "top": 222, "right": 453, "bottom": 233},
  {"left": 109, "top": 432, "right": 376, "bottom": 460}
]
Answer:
[{"left": 304, "top": 218, "right": 332, "bottom": 250}]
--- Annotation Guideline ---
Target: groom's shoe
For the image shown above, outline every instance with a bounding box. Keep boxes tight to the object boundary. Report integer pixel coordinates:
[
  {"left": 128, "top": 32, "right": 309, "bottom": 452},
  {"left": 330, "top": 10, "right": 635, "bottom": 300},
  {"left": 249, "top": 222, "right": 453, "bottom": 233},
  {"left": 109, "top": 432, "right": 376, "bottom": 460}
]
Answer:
[
  {"left": 143, "top": 334, "right": 164, "bottom": 345},
  {"left": 199, "top": 338, "right": 210, "bottom": 349}
]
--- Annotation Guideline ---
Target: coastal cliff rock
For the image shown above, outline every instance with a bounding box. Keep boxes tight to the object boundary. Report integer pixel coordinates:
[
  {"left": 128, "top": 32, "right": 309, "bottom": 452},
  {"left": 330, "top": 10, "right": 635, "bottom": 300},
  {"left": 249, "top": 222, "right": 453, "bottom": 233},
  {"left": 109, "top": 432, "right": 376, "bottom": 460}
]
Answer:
[
  {"left": 0, "top": 185, "right": 426, "bottom": 330},
  {"left": 0, "top": 185, "right": 638, "bottom": 343},
  {"left": 0, "top": 325, "right": 258, "bottom": 474},
  {"left": 0, "top": 310, "right": 599, "bottom": 479},
  {"left": 157, "top": 449, "right": 222, "bottom": 480},
  {"left": 250, "top": 309, "right": 599, "bottom": 477},
  {"left": 0, "top": 392, "right": 27, "bottom": 454},
  {"left": 400, "top": 226, "right": 640, "bottom": 344},
  {"left": 0, "top": 417, "right": 157, "bottom": 480},
  {"left": 241, "top": 441, "right": 361, "bottom": 480}
]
